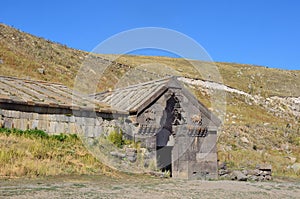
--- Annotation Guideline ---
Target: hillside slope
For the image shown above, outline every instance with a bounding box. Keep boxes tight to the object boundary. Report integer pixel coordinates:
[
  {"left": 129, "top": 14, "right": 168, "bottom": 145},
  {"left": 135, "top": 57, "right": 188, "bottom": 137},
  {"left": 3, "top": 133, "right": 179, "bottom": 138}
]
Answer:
[{"left": 0, "top": 23, "right": 299, "bottom": 178}]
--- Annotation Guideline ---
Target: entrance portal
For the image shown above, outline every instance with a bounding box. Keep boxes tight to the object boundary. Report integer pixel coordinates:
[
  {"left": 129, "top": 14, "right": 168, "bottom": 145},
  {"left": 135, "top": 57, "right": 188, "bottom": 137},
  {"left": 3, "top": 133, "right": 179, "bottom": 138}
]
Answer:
[
  {"left": 156, "top": 146, "right": 173, "bottom": 175},
  {"left": 156, "top": 94, "right": 179, "bottom": 176}
]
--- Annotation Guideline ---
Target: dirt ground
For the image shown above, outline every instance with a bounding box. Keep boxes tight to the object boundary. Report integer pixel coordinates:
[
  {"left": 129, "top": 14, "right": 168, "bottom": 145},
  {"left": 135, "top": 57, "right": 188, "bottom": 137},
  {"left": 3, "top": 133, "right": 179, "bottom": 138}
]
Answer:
[{"left": 0, "top": 175, "right": 299, "bottom": 199}]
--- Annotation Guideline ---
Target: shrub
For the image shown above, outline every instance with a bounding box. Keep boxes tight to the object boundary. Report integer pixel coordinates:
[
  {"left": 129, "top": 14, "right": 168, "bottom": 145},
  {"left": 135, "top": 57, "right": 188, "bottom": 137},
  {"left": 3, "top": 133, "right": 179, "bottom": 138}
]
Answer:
[
  {"left": 24, "top": 129, "right": 49, "bottom": 139},
  {"left": 107, "top": 129, "right": 124, "bottom": 148},
  {"left": 0, "top": 128, "right": 49, "bottom": 138},
  {"left": 52, "top": 133, "right": 68, "bottom": 142},
  {"left": 0, "top": 128, "right": 78, "bottom": 142}
]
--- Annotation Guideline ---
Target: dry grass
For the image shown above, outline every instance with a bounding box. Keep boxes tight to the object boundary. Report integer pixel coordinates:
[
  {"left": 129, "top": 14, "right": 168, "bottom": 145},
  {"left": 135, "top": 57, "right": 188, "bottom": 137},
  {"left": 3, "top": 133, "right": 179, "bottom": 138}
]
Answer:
[
  {"left": 0, "top": 128, "right": 116, "bottom": 179},
  {"left": 102, "top": 54, "right": 300, "bottom": 97},
  {"left": 218, "top": 124, "right": 300, "bottom": 177}
]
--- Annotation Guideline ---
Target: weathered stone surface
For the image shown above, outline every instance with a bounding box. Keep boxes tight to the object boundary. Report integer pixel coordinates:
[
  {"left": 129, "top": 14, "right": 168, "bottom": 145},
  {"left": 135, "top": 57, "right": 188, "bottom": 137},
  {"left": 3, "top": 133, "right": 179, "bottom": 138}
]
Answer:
[
  {"left": 68, "top": 123, "right": 77, "bottom": 134},
  {"left": 95, "top": 117, "right": 103, "bottom": 126},
  {"left": 256, "top": 164, "right": 272, "bottom": 171},
  {"left": 219, "top": 170, "right": 229, "bottom": 176},
  {"left": 49, "top": 122, "right": 57, "bottom": 134},
  {"left": 231, "top": 171, "right": 248, "bottom": 181},
  {"left": 127, "top": 156, "right": 137, "bottom": 163},
  {"left": 32, "top": 113, "right": 39, "bottom": 120},
  {"left": 48, "top": 115, "right": 56, "bottom": 121},
  {"left": 172, "top": 161, "right": 188, "bottom": 179},
  {"left": 84, "top": 125, "right": 95, "bottom": 137},
  {"left": 84, "top": 117, "right": 95, "bottom": 126},
  {"left": 219, "top": 163, "right": 273, "bottom": 182},
  {"left": 13, "top": 119, "right": 27, "bottom": 130},
  {"left": 291, "top": 163, "right": 300, "bottom": 173},
  {"left": 12, "top": 111, "right": 21, "bottom": 118},
  {"left": 55, "top": 122, "right": 65, "bottom": 133},
  {"left": 20, "top": 112, "right": 32, "bottom": 119},
  {"left": 4, "top": 118, "right": 13, "bottom": 128},
  {"left": 264, "top": 175, "right": 272, "bottom": 181},
  {"left": 93, "top": 126, "right": 103, "bottom": 137},
  {"left": 110, "top": 151, "right": 126, "bottom": 159},
  {"left": 1, "top": 110, "right": 9, "bottom": 117},
  {"left": 125, "top": 148, "right": 137, "bottom": 162},
  {"left": 196, "top": 153, "right": 217, "bottom": 162},
  {"left": 248, "top": 169, "right": 262, "bottom": 176},
  {"left": 38, "top": 120, "right": 48, "bottom": 131},
  {"left": 68, "top": 116, "right": 75, "bottom": 123},
  {"left": 38, "top": 114, "right": 48, "bottom": 121},
  {"left": 218, "top": 162, "right": 227, "bottom": 170},
  {"left": 31, "top": 120, "right": 39, "bottom": 129},
  {"left": 37, "top": 68, "right": 45, "bottom": 74},
  {"left": 240, "top": 136, "right": 249, "bottom": 143}
]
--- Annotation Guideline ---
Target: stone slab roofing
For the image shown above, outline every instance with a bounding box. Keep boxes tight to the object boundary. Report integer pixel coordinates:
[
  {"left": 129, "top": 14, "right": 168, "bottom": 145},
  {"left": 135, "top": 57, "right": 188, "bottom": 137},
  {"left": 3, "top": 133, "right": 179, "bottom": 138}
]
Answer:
[
  {"left": 92, "top": 77, "right": 171, "bottom": 113},
  {"left": 0, "top": 75, "right": 118, "bottom": 113},
  {"left": 92, "top": 76, "right": 221, "bottom": 127}
]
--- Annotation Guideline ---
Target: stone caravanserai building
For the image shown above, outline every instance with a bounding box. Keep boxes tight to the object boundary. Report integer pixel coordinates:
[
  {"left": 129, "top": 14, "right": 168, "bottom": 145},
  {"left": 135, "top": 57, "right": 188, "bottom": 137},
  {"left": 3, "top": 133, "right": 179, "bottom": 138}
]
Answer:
[{"left": 0, "top": 75, "right": 221, "bottom": 179}]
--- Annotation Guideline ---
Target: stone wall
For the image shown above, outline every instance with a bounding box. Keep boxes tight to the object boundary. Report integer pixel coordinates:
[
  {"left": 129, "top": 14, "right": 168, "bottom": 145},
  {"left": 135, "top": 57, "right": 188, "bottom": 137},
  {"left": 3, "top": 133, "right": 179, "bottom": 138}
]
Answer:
[{"left": 0, "top": 105, "right": 122, "bottom": 137}]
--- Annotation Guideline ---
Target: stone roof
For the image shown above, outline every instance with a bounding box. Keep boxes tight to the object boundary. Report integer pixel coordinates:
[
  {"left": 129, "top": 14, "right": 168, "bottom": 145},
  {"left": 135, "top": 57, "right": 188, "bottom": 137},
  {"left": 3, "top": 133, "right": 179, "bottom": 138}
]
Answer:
[
  {"left": 0, "top": 75, "right": 118, "bottom": 113},
  {"left": 0, "top": 75, "right": 221, "bottom": 126},
  {"left": 92, "top": 76, "right": 221, "bottom": 127},
  {"left": 92, "top": 77, "right": 172, "bottom": 113}
]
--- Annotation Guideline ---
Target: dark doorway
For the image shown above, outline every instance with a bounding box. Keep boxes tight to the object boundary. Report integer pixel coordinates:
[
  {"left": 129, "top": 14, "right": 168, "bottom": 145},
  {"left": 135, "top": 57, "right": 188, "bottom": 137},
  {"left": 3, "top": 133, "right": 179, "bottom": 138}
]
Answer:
[
  {"left": 156, "top": 93, "right": 181, "bottom": 177},
  {"left": 156, "top": 146, "right": 173, "bottom": 175}
]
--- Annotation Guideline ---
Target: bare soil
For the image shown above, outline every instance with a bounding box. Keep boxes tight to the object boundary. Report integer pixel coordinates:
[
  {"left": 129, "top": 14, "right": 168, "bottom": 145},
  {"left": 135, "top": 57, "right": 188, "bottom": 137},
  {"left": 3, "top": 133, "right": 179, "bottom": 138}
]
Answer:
[{"left": 0, "top": 175, "right": 299, "bottom": 199}]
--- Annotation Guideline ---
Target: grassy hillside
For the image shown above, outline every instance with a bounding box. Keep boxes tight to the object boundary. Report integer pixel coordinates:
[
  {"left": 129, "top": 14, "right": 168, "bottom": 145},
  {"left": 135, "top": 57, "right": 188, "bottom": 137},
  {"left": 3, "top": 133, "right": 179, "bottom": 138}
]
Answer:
[
  {"left": 100, "top": 54, "right": 300, "bottom": 97},
  {"left": 0, "top": 23, "right": 87, "bottom": 88},
  {"left": 0, "top": 23, "right": 299, "bottom": 178},
  {"left": 1, "top": 23, "right": 299, "bottom": 96}
]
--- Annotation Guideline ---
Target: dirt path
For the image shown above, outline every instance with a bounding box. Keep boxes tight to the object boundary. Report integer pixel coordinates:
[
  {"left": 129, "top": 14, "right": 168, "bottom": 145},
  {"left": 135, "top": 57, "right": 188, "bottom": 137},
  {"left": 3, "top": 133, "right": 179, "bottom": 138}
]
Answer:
[{"left": 0, "top": 175, "right": 299, "bottom": 199}]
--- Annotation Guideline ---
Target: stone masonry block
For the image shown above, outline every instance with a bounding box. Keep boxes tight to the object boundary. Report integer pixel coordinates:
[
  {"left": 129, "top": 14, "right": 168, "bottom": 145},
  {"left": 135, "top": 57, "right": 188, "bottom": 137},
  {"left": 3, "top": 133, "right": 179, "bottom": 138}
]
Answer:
[
  {"left": 38, "top": 120, "right": 48, "bottom": 132},
  {"left": 196, "top": 153, "right": 217, "bottom": 163},
  {"left": 31, "top": 120, "right": 39, "bottom": 129},
  {"left": 68, "top": 116, "right": 75, "bottom": 123},
  {"left": 49, "top": 122, "right": 56, "bottom": 134},
  {"left": 69, "top": 123, "right": 77, "bottom": 134},
  {"left": 94, "top": 125, "right": 103, "bottom": 137},
  {"left": 84, "top": 117, "right": 95, "bottom": 126},
  {"left": 8, "top": 110, "right": 20, "bottom": 118},
  {"left": 32, "top": 113, "right": 39, "bottom": 120},
  {"left": 2, "top": 110, "right": 8, "bottom": 117},
  {"left": 4, "top": 118, "right": 13, "bottom": 128},
  {"left": 84, "top": 125, "right": 95, "bottom": 138},
  {"left": 95, "top": 117, "right": 103, "bottom": 126}
]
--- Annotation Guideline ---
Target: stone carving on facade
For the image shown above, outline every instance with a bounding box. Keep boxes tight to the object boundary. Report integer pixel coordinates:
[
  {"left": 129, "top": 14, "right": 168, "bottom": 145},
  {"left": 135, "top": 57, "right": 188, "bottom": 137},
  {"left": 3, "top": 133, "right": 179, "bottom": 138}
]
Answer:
[
  {"left": 144, "top": 108, "right": 156, "bottom": 123},
  {"left": 172, "top": 96, "right": 186, "bottom": 126},
  {"left": 191, "top": 114, "right": 202, "bottom": 125}
]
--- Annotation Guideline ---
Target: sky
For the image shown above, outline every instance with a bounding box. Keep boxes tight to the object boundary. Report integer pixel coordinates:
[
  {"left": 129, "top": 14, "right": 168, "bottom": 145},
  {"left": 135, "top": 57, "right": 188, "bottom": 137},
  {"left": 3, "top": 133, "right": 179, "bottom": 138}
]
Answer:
[{"left": 1, "top": 0, "right": 300, "bottom": 70}]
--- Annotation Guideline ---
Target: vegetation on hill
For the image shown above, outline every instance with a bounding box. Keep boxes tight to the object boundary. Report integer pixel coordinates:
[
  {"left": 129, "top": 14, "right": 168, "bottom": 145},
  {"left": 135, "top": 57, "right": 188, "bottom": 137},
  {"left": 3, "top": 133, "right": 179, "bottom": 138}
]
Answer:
[{"left": 1, "top": 23, "right": 299, "bottom": 96}]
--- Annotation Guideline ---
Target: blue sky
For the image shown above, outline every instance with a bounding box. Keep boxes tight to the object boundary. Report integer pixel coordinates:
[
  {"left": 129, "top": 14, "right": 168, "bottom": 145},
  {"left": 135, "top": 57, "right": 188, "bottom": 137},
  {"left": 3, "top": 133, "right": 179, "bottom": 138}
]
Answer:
[{"left": 1, "top": 0, "right": 300, "bottom": 70}]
